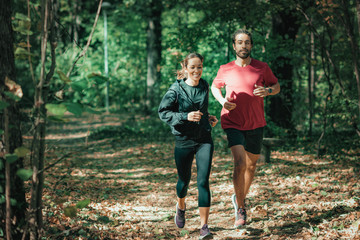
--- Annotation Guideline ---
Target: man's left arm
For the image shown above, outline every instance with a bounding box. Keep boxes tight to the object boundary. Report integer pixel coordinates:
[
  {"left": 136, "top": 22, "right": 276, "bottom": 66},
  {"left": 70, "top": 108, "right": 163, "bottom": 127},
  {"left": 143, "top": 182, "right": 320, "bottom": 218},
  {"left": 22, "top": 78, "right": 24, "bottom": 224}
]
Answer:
[
  {"left": 253, "top": 82, "right": 280, "bottom": 97},
  {"left": 266, "top": 82, "right": 280, "bottom": 96}
]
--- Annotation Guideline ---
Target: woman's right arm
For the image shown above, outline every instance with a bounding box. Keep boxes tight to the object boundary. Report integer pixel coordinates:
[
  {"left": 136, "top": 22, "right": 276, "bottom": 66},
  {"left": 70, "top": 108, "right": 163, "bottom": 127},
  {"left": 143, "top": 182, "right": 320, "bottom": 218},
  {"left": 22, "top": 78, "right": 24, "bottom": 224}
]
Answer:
[{"left": 158, "top": 90, "right": 188, "bottom": 127}]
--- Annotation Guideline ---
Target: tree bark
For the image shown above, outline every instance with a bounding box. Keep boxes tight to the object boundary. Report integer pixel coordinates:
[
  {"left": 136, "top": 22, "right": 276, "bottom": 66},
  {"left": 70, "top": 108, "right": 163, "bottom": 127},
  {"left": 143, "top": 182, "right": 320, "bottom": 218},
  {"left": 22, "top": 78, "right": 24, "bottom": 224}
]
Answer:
[
  {"left": 0, "top": 0, "right": 27, "bottom": 239},
  {"left": 340, "top": 0, "right": 360, "bottom": 128},
  {"left": 28, "top": 0, "right": 57, "bottom": 238},
  {"left": 308, "top": 31, "right": 315, "bottom": 137},
  {"left": 145, "top": 0, "right": 162, "bottom": 113}
]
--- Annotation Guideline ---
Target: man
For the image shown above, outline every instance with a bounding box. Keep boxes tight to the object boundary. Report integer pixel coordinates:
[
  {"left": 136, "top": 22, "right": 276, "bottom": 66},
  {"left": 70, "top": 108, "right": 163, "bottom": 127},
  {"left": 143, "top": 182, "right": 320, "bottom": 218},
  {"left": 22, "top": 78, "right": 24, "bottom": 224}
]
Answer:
[{"left": 211, "top": 29, "right": 280, "bottom": 228}]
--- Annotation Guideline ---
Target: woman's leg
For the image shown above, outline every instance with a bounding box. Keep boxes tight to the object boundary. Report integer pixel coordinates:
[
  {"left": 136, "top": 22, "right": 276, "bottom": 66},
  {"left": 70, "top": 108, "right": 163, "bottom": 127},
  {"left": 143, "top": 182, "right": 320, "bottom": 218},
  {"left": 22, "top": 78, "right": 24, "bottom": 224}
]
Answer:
[
  {"left": 174, "top": 147, "right": 195, "bottom": 208},
  {"left": 195, "top": 143, "right": 214, "bottom": 226}
]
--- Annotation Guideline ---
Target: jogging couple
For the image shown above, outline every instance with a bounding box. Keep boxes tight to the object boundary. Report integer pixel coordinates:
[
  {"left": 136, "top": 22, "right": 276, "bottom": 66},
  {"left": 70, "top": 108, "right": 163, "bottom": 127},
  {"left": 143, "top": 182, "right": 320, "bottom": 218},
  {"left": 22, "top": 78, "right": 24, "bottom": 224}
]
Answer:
[{"left": 158, "top": 28, "right": 280, "bottom": 239}]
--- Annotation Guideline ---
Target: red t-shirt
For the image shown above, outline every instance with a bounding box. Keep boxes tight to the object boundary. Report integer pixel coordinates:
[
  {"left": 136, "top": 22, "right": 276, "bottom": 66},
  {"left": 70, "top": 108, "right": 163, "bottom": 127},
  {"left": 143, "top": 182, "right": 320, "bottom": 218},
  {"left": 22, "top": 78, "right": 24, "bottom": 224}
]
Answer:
[{"left": 212, "top": 59, "right": 278, "bottom": 130}]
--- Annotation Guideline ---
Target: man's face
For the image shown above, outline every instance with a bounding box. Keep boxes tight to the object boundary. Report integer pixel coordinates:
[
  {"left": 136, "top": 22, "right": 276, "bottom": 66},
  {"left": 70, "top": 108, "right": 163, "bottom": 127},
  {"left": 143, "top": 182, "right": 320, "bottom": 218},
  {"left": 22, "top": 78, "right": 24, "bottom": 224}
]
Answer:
[{"left": 233, "top": 33, "right": 252, "bottom": 59}]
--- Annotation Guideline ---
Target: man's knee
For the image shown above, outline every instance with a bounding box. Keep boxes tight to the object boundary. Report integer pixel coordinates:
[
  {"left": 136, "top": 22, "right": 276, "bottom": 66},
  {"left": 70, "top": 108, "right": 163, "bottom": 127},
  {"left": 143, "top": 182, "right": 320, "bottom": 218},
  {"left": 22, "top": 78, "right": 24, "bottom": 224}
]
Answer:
[{"left": 247, "top": 162, "right": 257, "bottom": 172}]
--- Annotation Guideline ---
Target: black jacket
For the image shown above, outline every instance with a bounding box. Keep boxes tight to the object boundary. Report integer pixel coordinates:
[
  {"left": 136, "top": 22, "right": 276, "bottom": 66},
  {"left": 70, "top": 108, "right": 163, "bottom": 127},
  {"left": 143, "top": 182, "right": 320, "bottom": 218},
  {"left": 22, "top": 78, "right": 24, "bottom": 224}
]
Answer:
[{"left": 158, "top": 78, "right": 212, "bottom": 141}]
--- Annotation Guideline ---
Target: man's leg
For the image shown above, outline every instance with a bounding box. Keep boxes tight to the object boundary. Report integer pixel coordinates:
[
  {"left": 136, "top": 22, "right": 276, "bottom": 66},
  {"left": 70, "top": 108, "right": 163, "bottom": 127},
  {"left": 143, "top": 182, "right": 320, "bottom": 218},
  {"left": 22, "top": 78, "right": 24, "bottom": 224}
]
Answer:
[
  {"left": 243, "top": 150, "right": 260, "bottom": 197},
  {"left": 231, "top": 145, "right": 247, "bottom": 209},
  {"left": 231, "top": 146, "right": 260, "bottom": 228}
]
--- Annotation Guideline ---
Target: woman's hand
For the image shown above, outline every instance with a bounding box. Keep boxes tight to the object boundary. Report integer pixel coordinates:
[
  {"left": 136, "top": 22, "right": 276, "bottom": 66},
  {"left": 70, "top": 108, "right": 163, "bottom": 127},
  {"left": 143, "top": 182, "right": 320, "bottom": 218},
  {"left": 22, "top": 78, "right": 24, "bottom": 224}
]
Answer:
[
  {"left": 188, "top": 110, "right": 203, "bottom": 123},
  {"left": 209, "top": 115, "right": 218, "bottom": 127}
]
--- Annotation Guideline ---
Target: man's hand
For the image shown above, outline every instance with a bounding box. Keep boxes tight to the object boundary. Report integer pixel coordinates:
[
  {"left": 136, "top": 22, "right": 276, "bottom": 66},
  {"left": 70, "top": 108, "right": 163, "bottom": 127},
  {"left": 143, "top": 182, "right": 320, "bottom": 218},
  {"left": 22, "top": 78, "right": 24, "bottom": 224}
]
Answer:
[
  {"left": 253, "top": 84, "right": 269, "bottom": 97},
  {"left": 222, "top": 97, "right": 237, "bottom": 111},
  {"left": 188, "top": 110, "right": 203, "bottom": 122}
]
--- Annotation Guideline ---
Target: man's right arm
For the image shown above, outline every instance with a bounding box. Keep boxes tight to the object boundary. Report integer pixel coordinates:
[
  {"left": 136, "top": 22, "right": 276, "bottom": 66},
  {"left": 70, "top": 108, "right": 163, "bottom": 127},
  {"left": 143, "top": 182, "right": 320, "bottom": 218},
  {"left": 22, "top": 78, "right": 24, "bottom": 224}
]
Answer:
[{"left": 211, "top": 84, "right": 237, "bottom": 111}]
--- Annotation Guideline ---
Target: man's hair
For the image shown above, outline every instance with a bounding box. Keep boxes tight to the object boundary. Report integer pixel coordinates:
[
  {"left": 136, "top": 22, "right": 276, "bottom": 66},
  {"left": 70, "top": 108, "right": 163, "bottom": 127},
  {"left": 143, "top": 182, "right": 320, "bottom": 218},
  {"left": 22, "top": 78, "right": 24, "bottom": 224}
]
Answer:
[{"left": 232, "top": 29, "right": 253, "bottom": 45}]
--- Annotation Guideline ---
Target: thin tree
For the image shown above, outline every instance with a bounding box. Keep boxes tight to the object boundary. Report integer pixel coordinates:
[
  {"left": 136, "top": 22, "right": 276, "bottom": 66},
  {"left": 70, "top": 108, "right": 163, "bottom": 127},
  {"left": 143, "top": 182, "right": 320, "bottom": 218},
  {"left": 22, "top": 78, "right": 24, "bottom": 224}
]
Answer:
[
  {"left": 145, "top": 0, "right": 162, "bottom": 113},
  {"left": 28, "top": 0, "right": 57, "bottom": 238},
  {"left": 339, "top": 0, "right": 360, "bottom": 130}
]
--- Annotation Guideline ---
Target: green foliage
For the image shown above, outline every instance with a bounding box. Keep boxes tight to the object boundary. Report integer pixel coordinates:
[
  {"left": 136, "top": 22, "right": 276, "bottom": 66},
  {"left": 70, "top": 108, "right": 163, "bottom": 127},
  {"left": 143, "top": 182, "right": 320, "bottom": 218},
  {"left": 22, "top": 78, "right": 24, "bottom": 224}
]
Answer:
[
  {"left": 3, "top": 91, "right": 21, "bottom": 102},
  {"left": 5, "top": 154, "right": 18, "bottom": 164},
  {"left": 64, "top": 206, "right": 77, "bottom": 218},
  {"left": 97, "top": 216, "right": 111, "bottom": 224},
  {"left": 64, "top": 102, "right": 83, "bottom": 116},
  {"left": 63, "top": 199, "right": 91, "bottom": 218},
  {"left": 16, "top": 169, "right": 33, "bottom": 181},
  {"left": 76, "top": 199, "right": 91, "bottom": 209},
  {"left": 14, "top": 146, "right": 30, "bottom": 157},
  {"left": 46, "top": 103, "right": 67, "bottom": 117},
  {"left": 89, "top": 115, "right": 171, "bottom": 142},
  {"left": 10, "top": 0, "right": 360, "bottom": 143},
  {"left": 0, "top": 101, "right": 10, "bottom": 111}
]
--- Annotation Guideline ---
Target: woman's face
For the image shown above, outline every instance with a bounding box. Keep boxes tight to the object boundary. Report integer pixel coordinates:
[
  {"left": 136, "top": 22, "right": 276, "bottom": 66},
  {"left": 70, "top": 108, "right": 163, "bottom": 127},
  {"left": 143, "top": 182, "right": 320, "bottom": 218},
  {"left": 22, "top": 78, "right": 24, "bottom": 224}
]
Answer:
[{"left": 186, "top": 57, "right": 203, "bottom": 82}]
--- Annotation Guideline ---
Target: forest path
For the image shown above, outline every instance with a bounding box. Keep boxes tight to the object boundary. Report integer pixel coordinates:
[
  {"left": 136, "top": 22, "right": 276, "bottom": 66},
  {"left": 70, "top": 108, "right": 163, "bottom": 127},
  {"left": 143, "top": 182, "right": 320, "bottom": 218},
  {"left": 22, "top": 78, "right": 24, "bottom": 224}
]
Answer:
[{"left": 31, "top": 113, "right": 359, "bottom": 239}]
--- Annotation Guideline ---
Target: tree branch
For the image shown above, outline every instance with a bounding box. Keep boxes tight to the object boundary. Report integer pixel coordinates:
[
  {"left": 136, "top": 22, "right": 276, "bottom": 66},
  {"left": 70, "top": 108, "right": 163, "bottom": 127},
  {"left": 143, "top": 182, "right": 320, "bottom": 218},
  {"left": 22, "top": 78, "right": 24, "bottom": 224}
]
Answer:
[{"left": 66, "top": 0, "right": 103, "bottom": 77}]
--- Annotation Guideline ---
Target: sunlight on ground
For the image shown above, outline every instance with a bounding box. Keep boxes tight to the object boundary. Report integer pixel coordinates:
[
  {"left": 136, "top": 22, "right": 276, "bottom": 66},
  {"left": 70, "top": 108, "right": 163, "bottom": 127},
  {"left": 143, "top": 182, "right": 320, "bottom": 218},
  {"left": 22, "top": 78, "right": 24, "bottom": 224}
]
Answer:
[{"left": 31, "top": 114, "right": 360, "bottom": 239}]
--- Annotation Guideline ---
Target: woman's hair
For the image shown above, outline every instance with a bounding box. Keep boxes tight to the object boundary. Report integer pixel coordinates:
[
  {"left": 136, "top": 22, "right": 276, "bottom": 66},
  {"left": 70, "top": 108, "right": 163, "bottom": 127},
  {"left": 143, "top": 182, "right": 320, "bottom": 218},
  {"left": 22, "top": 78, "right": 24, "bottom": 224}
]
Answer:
[
  {"left": 177, "top": 52, "right": 204, "bottom": 79},
  {"left": 232, "top": 28, "right": 253, "bottom": 45}
]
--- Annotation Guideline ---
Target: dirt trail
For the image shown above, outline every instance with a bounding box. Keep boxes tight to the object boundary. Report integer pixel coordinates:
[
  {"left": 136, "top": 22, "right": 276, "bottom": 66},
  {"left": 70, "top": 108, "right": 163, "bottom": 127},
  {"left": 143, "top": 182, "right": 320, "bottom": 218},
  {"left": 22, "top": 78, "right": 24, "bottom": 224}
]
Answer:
[{"left": 32, "top": 113, "right": 360, "bottom": 239}]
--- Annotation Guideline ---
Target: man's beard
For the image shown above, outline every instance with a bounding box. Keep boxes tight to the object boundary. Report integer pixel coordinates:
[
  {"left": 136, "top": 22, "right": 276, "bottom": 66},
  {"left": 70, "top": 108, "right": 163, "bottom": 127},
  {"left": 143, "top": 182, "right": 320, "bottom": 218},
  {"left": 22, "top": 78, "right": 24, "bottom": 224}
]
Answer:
[{"left": 236, "top": 50, "right": 251, "bottom": 59}]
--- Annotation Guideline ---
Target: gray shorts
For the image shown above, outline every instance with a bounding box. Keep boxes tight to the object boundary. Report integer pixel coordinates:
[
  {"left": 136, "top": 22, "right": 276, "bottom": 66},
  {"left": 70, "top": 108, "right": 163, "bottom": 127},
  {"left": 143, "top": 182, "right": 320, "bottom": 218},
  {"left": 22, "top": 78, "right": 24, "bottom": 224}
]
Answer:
[{"left": 224, "top": 127, "right": 264, "bottom": 154}]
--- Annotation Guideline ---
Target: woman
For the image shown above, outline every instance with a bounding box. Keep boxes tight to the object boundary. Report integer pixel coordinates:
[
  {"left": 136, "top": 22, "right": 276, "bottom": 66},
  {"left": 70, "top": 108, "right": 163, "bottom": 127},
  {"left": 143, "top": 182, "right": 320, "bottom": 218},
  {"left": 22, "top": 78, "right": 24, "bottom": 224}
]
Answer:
[{"left": 158, "top": 52, "right": 217, "bottom": 239}]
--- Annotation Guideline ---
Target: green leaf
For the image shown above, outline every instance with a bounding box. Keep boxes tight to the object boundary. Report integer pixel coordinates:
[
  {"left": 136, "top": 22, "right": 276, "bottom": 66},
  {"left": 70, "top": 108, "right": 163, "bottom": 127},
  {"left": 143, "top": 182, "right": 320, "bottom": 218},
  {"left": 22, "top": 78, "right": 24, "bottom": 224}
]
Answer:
[
  {"left": 84, "top": 107, "right": 102, "bottom": 115},
  {"left": 64, "top": 103, "right": 83, "bottom": 116},
  {"left": 3, "top": 92, "right": 21, "bottom": 102},
  {"left": 87, "top": 73, "right": 108, "bottom": 84},
  {"left": 97, "top": 216, "right": 111, "bottom": 224},
  {"left": 76, "top": 199, "right": 90, "bottom": 209},
  {"left": 0, "top": 129, "right": 3, "bottom": 134},
  {"left": 71, "top": 80, "right": 88, "bottom": 92},
  {"left": 64, "top": 206, "right": 77, "bottom": 218},
  {"left": 46, "top": 103, "right": 67, "bottom": 116},
  {"left": 0, "top": 101, "right": 10, "bottom": 110},
  {"left": 14, "top": 13, "right": 30, "bottom": 21},
  {"left": 5, "top": 154, "right": 18, "bottom": 164},
  {"left": 0, "top": 160, "right": 3, "bottom": 170},
  {"left": 57, "top": 70, "right": 71, "bottom": 84},
  {"left": 10, "top": 198, "right": 17, "bottom": 206},
  {"left": 180, "top": 230, "right": 189, "bottom": 237},
  {"left": 14, "top": 146, "right": 30, "bottom": 157},
  {"left": 14, "top": 47, "right": 31, "bottom": 58},
  {"left": 16, "top": 169, "right": 33, "bottom": 181},
  {"left": 47, "top": 115, "right": 67, "bottom": 122},
  {"left": 320, "top": 190, "right": 328, "bottom": 196}
]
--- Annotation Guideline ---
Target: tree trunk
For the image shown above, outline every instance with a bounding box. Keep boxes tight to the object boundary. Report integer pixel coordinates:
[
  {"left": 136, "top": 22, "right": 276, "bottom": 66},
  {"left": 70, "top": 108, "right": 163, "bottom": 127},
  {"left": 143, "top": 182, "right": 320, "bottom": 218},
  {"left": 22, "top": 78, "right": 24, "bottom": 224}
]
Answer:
[
  {"left": 341, "top": 0, "right": 360, "bottom": 129},
  {"left": 308, "top": 31, "right": 315, "bottom": 137},
  {"left": 145, "top": 0, "right": 162, "bottom": 113},
  {"left": 28, "top": 0, "right": 57, "bottom": 238},
  {"left": 0, "top": 0, "right": 27, "bottom": 239},
  {"left": 269, "top": 11, "right": 300, "bottom": 133}
]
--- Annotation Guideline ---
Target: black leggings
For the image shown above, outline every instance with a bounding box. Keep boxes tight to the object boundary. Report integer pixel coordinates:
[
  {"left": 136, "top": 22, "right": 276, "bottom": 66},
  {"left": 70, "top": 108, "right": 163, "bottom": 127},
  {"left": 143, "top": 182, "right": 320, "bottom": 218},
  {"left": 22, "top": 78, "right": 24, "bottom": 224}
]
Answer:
[{"left": 174, "top": 142, "right": 214, "bottom": 207}]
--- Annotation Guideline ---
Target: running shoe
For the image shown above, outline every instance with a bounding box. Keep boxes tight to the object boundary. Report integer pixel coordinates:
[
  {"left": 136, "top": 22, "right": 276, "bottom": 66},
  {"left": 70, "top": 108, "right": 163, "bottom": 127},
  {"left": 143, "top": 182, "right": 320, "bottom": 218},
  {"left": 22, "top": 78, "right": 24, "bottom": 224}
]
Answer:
[
  {"left": 174, "top": 203, "right": 186, "bottom": 228},
  {"left": 231, "top": 194, "right": 238, "bottom": 220},
  {"left": 199, "top": 224, "right": 213, "bottom": 239},
  {"left": 234, "top": 208, "right": 247, "bottom": 228}
]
